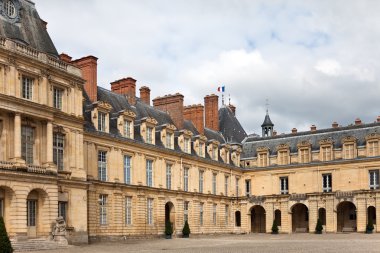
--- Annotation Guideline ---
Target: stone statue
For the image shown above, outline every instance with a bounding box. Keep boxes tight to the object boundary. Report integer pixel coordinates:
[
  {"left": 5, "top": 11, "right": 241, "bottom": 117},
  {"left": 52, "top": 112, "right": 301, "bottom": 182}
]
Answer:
[{"left": 52, "top": 217, "right": 68, "bottom": 245}]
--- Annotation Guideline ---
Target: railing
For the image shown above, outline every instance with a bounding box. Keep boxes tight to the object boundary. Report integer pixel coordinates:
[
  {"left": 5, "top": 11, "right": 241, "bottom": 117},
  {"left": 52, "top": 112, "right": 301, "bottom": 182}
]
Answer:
[
  {"left": 335, "top": 191, "right": 354, "bottom": 199},
  {"left": 48, "top": 55, "right": 68, "bottom": 71},
  {"left": 15, "top": 42, "right": 39, "bottom": 59},
  {"left": 248, "top": 195, "right": 265, "bottom": 204},
  {"left": 289, "top": 193, "right": 307, "bottom": 201},
  {"left": 0, "top": 161, "right": 15, "bottom": 169},
  {"left": 27, "top": 164, "right": 47, "bottom": 174}
]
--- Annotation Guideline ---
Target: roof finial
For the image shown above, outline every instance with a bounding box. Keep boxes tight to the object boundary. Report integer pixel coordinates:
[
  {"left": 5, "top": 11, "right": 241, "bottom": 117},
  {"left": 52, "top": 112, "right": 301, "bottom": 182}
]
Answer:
[
  {"left": 229, "top": 94, "right": 231, "bottom": 105},
  {"left": 265, "top": 98, "right": 269, "bottom": 115}
]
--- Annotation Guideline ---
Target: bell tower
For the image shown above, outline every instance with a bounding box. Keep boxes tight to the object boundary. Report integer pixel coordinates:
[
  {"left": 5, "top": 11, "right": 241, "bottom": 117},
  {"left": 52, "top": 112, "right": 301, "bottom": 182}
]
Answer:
[{"left": 261, "top": 100, "right": 274, "bottom": 137}]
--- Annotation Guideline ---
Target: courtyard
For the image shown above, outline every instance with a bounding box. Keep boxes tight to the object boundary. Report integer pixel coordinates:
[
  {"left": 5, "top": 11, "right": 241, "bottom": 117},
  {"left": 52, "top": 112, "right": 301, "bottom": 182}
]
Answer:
[{"left": 29, "top": 233, "right": 380, "bottom": 253}]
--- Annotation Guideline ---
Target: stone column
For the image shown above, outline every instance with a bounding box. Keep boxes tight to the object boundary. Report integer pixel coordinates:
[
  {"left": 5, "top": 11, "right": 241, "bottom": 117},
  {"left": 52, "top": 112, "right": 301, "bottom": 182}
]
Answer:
[{"left": 44, "top": 121, "right": 57, "bottom": 174}]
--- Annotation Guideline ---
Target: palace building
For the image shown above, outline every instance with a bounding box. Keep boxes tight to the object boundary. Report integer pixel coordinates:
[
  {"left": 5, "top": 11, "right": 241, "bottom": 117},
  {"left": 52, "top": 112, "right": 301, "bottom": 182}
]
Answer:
[{"left": 0, "top": 0, "right": 379, "bottom": 249}]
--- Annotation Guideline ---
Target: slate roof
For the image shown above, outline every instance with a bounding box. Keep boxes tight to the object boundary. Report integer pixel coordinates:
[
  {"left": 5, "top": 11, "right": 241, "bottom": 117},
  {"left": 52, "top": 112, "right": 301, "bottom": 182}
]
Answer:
[
  {"left": 0, "top": 0, "right": 58, "bottom": 56},
  {"left": 261, "top": 113, "right": 274, "bottom": 127},
  {"left": 242, "top": 123, "right": 380, "bottom": 159},
  {"left": 219, "top": 106, "right": 247, "bottom": 143}
]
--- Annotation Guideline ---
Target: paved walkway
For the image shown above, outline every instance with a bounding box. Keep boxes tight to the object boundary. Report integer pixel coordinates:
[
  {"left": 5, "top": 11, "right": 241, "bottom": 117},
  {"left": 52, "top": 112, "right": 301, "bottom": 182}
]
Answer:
[{"left": 29, "top": 233, "right": 380, "bottom": 253}]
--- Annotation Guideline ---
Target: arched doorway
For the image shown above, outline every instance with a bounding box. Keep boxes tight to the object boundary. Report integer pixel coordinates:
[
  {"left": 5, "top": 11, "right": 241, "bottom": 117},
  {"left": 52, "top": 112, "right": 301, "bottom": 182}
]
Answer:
[
  {"left": 165, "top": 202, "right": 175, "bottom": 231},
  {"left": 337, "top": 201, "right": 356, "bottom": 232},
  {"left": 250, "top": 205, "right": 266, "bottom": 233},
  {"left": 318, "top": 208, "right": 326, "bottom": 226},
  {"left": 274, "top": 209, "right": 281, "bottom": 227},
  {"left": 368, "top": 206, "right": 376, "bottom": 226},
  {"left": 27, "top": 189, "right": 48, "bottom": 238},
  {"left": 0, "top": 186, "right": 14, "bottom": 231},
  {"left": 292, "top": 203, "right": 309, "bottom": 233},
  {"left": 235, "top": 211, "right": 241, "bottom": 227}
]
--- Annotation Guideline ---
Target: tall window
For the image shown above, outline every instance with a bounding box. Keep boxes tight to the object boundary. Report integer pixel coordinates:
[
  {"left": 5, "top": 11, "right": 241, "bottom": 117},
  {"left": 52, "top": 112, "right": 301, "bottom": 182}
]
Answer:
[
  {"left": 368, "top": 141, "right": 379, "bottom": 157},
  {"left": 124, "top": 120, "right": 132, "bottom": 138},
  {"left": 124, "top": 155, "right": 132, "bottom": 184},
  {"left": 212, "top": 147, "right": 217, "bottom": 160},
  {"left": 125, "top": 197, "right": 132, "bottom": 225},
  {"left": 53, "top": 133, "right": 64, "bottom": 171},
  {"left": 99, "top": 194, "right": 107, "bottom": 225},
  {"left": 344, "top": 144, "right": 355, "bottom": 159},
  {"left": 98, "top": 112, "right": 106, "bottom": 132},
  {"left": 21, "top": 126, "right": 34, "bottom": 164},
  {"left": 184, "top": 201, "right": 189, "bottom": 222},
  {"left": 280, "top": 177, "right": 288, "bottom": 194},
  {"left": 278, "top": 150, "right": 288, "bottom": 165},
  {"left": 166, "top": 164, "right": 172, "bottom": 190},
  {"left": 147, "top": 198, "right": 153, "bottom": 225},
  {"left": 98, "top": 151, "right": 107, "bottom": 181},
  {"left": 146, "top": 160, "right": 153, "bottom": 187},
  {"left": 213, "top": 204, "right": 217, "bottom": 225},
  {"left": 369, "top": 170, "right": 380, "bottom": 190},
  {"left": 199, "top": 203, "right": 204, "bottom": 226},
  {"left": 245, "top": 179, "right": 251, "bottom": 197},
  {"left": 321, "top": 146, "right": 332, "bottom": 161},
  {"left": 58, "top": 201, "right": 67, "bottom": 222},
  {"left": 146, "top": 127, "right": 153, "bottom": 144},
  {"left": 225, "top": 205, "right": 229, "bottom": 226},
  {"left": 53, "top": 88, "right": 63, "bottom": 110},
  {"left": 199, "top": 142, "right": 204, "bottom": 157},
  {"left": 199, "top": 170, "right": 204, "bottom": 193},
  {"left": 4, "top": 0, "right": 16, "bottom": 18},
  {"left": 212, "top": 173, "right": 217, "bottom": 195},
  {"left": 225, "top": 176, "right": 229, "bottom": 196},
  {"left": 322, "top": 174, "right": 332, "bottom": 192},
  {"left": 22, "top": 76, "right": 33, "bottom": 100},
  {"left": 184, "top": 137, "right": 190, "bottom": 153},
  {"left": 258, "top": 153, "right": 268, "bottom": 167},
  {"left": 183, "top": 167, "right": 189, "bottom": 192},
  {"left": 235, "top": 177, "right": 239, "bottom": 197},
  {"left": 166, "top": 132, "right": 173, "bottom": 148},
  {"left": 299, "top": 148, "right": 309, "bottom": 163}
]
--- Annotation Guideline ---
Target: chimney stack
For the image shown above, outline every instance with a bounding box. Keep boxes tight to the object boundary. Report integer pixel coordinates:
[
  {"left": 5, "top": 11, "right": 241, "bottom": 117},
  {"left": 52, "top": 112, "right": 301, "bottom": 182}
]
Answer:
[
  {"left": 273, "top": 130, "right": 277, "bottom": 136},
  {"left": 139, "top": 86, "right": 151, "bottom": 105},
  {"left": 111, "top": 77, "right": 136, "bottom": 105},
  {"left": 153, "top": 93, "right": 184, "bottom": 129},
  {"left": 204, "top": 94, "right": 219, "bottom": 131},
  {"left": 228, "top": 104, "right": 236, "bottom": 116},
  {"left": 72, "top": 56, "right": 98, "bottom": 103},
  {"left": 377, "top": 116, "right": 380, "bottom": 123},
  {"left": 291, "top": 128, "right": 297, "bottom": 134},
  {"left": 332, "top": 122, "right": 339, "bottom": 128},
  {"left": 310, "top": 125, "right": 317, "bottom": 132},
  {"left": 59, "top": 53, "right": 72, "bottom": 63},
  {"left": 355, "top": 118, "right": 362, "bottom": 125},
  {"left": 184, "top": 104, "right": 204, "bottom": 135}
]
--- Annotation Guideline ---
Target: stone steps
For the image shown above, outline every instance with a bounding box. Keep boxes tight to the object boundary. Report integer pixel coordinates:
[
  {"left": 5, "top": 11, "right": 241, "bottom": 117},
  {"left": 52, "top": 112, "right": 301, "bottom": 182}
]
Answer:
[{"left": 11, "top": 238, "right": 69, "bottom": 252}]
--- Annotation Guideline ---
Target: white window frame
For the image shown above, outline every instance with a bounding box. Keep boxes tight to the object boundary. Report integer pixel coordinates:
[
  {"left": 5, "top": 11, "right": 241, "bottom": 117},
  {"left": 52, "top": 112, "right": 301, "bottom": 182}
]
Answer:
[
  {"left": 280, "top": 177, "right": 289, "bottom": 194},
  {"left": 199, "top": 142, "right": 204, "bottom": 157},
  {"left": 125, "top": 197, "right": 132, "bottom": 225},
  {"left": 124, "top": 155, "right": 132, "bottom": 184},
  {"left": 321, "top": 146, "right": 332, "bottom": 161},
  {"left": 166, "top": 132, "right": 172, "bottom": 149},
  {"left": 27, "top": 199, "right": 37, "bottom": 227},
  {"left": 166, "top": 163, "right": 172, "bottom": 190},
  {"left": 98, "top": 112, "right": 106, "bottom": 132},
  {"left": 245, "top": 179, "right": 251, "bottom": 197},
  {"left": 124, "top": 120, "right": 132, "bottom": 138},
  {"left": 369, "top": 170, "right": 380, "bottom": 190},
  {"left": 212, "top": 173, "right": 217, "bottom": 195},
  {"left": 235, "top": 177, "right": 239, "bottom": 197},
  {"left": 184, "top": 201, "right": 189, "bottom": 223},
  {"left": 53, "top": 133, "right": 64, "bottom": 171},
  {"left": 22, "top": 76, "right": 33, "bottom": 100},
  {"left": 199, "top": 170, "right": 204, "bottom": 193},
  {"left": 225, "top": 176, "right": 229, "bottom": 196},
  {"left": 147, "top": 198, "right": 153, "bottom": 225},
  {"left": 98, "top": 151, "right": 107, "bottom": 181},
  {"left": 99, "top": 194, "right": 107, "bottom": 225},
  {"left": 21, "top": 125, "right": 34, "bottom": 164},
  {"left": 322, "top": 173, "right": 332, "bottom": 192},
  {"left": 53, "top": 87, "right": 63, "bottom": 110},
  {"left": 146, "top": 127, "right": 153, "bottom": 144},
  {"left": 184, "top": 137, "right": 190, "bottom": 153},
  {"left": 184, "top": 167, "right": 189, "bottom": 192},
  {"left": 368, "top": 141, "right": 379, "bottom": 157},
  {"left": 146, "top": 160, "right": 153, "bottom": 187}
]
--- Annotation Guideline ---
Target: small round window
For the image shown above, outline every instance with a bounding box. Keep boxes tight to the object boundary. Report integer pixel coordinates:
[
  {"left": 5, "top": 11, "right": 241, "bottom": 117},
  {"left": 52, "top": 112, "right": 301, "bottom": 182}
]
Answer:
[{"left": 4, "top": 0, "right": 17, "bottom": 18}]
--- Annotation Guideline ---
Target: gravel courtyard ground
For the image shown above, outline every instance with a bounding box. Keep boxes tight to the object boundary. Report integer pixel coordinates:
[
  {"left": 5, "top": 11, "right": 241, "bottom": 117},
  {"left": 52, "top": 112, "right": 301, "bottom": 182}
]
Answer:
[{"left": 29, "top": 233, "right": 380, "bottom": 253}]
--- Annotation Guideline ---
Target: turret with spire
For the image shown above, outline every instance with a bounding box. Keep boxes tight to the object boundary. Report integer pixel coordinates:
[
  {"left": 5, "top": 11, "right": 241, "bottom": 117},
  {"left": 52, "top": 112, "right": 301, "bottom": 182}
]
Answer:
[{"left": 261, "top": 100, "right": 274, "bottom": 137}]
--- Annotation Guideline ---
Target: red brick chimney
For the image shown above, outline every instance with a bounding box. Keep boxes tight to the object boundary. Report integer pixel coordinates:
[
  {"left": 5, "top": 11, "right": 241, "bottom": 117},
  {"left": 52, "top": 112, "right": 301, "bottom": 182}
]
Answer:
[
  {"left": 111, "top": 77, "right": 136, "bottom": 105},
  {"left": 273, "top": 130, "right": 277, "bottom": 136},
  {"left": 310, "top": 125, "right": 317, "bottom": 132},
  {"left": 228, "top": 104, "right": 236, "bottom": 116},
  {"left": 153, "top": 93, "right": 184, "bottom": 129},
  {"left": 377, "top": 116, "right": 380, "bottom": 123},
  {"left": 184, "top": 104, "right": 204, "bottom": 135},
  {"left": 204, "top": 94, "right": 219, "bottom": 131},
  {"left": 59, "top": 53, "right": 72, "bottom": 63},
  {"left": 291, "top": 128, "right": 297, "bottom": 134},
  {"left": 332, "top": 122, "right": 339, "bottom": 128},
  {"left": 72, "top": 56, "right": 98, "bottom": 103},
  {"left": 139, "top": 86, "right": 151, "bottom": 105},
  {"left": 355, "top": 118, "right": 362, "bottom": 125}
]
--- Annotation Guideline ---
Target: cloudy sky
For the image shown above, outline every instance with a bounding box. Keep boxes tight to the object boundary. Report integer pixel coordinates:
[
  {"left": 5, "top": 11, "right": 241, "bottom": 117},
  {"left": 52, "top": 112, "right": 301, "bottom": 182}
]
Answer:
[{"left": 36, "top": 0, "right": 380, "bottom": 135}]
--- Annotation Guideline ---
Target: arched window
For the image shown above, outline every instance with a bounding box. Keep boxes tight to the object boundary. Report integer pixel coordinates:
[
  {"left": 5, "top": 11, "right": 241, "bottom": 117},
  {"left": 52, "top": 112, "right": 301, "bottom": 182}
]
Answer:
[
  {"left": 275, "top": 209, "right": 281, "bottom": 226},
  {"left": 368, "top": 206, "right": 376, "bottom": 225},
  {"left": 235, "top": 211, "right": 241, "bottom": 227},
  {"left": 4, "top": 1, "right": 16, "bottom": 18},
  {"left": 318, "top": 208, "right": 326, "bottom": 225}
]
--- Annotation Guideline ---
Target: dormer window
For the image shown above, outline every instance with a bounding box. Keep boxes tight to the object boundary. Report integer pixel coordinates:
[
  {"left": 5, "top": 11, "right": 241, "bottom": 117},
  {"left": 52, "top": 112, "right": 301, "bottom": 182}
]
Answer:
[
  {"left": 366, "top": 134, "right": 380, "bottom": 157},
  {"left": 258, "top": 153, "right": 268, "bottom": 167},
  {"left": 199, "top": 142, "right": 204, "bottom": 157},
  {"left": 179, "top": 130, "right": 193, "bottom": 154},
  {"left": 184, "top": 137, "right": 190, "bottom": 153},
  {"left": 98, "top": 112, "right": 106, "bottom": 132},
  {"left": 319, "top": 139, "right": 333, "bottom": 161},
  {"left": 276, "top": 144, "right": 290, "bottom": 165},
  {"left": 5, "top": 1, "right": 16, "bottom": 18},
  {"left": 124, "top": 120, "right": 132, "bottom": 138},
  {"left": 342, "top": 137, "right": 357, "bottom": 159},
  {"left": 166, "top": 132, "right": 173, "bottom": 148},
  {"left": 146, "top": 127, "right": 153, "bottom": 144}
]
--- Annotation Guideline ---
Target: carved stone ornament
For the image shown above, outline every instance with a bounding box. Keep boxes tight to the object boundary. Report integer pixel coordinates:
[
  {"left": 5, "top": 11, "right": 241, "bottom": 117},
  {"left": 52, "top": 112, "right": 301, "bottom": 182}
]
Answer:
[
  {"left": 248, "top": 195, "right": 265, "bottom": 204},
  {"left": 142, "top": 117, "right": 158, "bottom": 125},
  {"left": 120, "top": 109, "right": 136, "bottom": 119},
  {"left": 276, "top": 143, "right": 289, "bottom": 151},
  {"left": 319, "top": 138, "right": 334, "bottom": 145},
  {"left": 257, "top": 146, "right": 269, "bottom": 152},
  {"left": 342, "top": 136, "right": 357, "bottom": 143},
  {"left": 365, "top": 133, "right": 380, "bottom": 141},
  {"left": 52, "top": 216, "right": 68, "bottom": 245},
  {"left": 297, "top": 141, "right": 311, "bottom": 148},
  {"left": 181, "top": 129, "right": 193, "bottom": 137},
  {"left": 93, "top": 101, "right": 113, "bottom": 112},
  {"left": 165, "top": 124, "right": 177, "bottom": 131}
]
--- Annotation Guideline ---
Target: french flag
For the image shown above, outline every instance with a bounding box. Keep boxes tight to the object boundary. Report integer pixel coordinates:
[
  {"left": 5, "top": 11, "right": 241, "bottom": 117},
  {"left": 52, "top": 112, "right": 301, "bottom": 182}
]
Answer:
[{"left": 217, "top": 86, "right": 225, "bottom": 92}]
